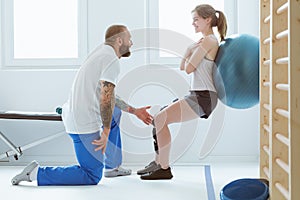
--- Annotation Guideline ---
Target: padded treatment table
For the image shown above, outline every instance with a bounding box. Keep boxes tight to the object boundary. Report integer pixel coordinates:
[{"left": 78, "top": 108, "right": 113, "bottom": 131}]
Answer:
[{"left": 0, "top": 111, "right": 63, "bottom": 160}]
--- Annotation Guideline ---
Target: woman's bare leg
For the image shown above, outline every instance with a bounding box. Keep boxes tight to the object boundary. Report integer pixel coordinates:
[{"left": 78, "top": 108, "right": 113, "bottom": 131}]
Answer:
[{"left": 154, "top": 99, "right": 198, "bottom": 169}]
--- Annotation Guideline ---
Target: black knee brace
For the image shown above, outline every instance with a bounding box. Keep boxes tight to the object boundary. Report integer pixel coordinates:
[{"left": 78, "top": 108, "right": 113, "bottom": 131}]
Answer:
[
  {"left": 152, "top": 98, "right": 178, "bottom": 155},
  {"left": 152, "top": 121, "right": 159, "bottom": 155}
]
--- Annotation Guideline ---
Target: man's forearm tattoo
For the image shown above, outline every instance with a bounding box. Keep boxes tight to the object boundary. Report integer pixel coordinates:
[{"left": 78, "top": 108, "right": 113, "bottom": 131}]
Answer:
[
  {"left": 100, "top": 80, "right": 115, "bottom": 128},
  {"left": 115, "top": 95, "right": 136, "bottom": 113}
]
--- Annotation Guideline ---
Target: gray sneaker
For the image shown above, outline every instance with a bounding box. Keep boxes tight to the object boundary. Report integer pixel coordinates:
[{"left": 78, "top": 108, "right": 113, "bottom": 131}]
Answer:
[
  {"left": 137, "top": 161, "right": 161, "bottom": 175},
  {"left": 11, "top": 160, "right": 39, "bottom": 185},
  {"left": 104, "top": 166, "right": 132, "bottom": 178}
]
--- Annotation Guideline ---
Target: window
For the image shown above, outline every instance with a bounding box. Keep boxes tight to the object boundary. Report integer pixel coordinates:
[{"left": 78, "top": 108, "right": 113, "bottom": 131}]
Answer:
[
  {"left": 1, "top": 0, "right": 87, "bottom": 67},
  {"left": 147, "top": 0, "right": 237, "bottom": 64}
]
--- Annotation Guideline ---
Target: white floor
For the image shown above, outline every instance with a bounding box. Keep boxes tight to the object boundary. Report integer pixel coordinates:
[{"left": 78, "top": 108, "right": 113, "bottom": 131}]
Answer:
[{"left": 0, "top": 162, "right": 259, "bottom": 200}]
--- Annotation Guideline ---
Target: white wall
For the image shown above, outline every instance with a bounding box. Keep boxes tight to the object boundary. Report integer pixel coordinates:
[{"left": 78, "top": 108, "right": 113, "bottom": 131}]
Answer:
[
  {"left": 0, "top": 0, "right": 260, "bottom": 165},
  {"left": 237, "top": 0, "right": 260, "bottom": 36}
]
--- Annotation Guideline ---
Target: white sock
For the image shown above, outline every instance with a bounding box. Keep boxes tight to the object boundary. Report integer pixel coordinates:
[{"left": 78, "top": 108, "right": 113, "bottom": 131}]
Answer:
[{"left": 29, "top": 165, "right": 39, "bottom": 181}]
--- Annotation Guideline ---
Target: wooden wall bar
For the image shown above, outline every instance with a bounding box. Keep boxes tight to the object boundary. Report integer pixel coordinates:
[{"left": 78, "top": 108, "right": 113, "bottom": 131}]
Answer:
[{"left": 260, "top": 0, "right": 300, "bottom": 199}]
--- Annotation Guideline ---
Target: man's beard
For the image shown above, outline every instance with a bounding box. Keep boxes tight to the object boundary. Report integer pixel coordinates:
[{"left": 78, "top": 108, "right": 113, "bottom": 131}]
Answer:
[{"left": 120, "top": 44, "right": 131, "bottom": 57}]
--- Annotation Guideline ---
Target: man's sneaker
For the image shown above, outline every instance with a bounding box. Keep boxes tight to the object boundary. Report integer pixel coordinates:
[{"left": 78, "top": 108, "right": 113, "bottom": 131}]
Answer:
[
  {"left": 137, "top": 161, "right": 161, "bottom": 175},
  {"left": 104, "top": 166, "right": 132, "bottom": 178},
  {"left": 140, "top": 167, "right": 173, "bottom": 180},
  {"left": 11, "top": 160, "right": 39, "bottom": 185}
]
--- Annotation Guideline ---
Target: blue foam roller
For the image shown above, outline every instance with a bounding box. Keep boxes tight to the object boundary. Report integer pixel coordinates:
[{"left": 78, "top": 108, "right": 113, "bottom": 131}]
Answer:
[{"left": 56, "top": 107, "right": 62, "bottom": 114}]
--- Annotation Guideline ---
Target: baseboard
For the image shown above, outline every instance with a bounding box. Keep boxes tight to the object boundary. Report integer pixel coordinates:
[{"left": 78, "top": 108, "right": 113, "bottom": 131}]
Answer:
[
  {"left": 0, "top": 155, "right": 259, "bottom": 166},
  {"left": 124, "top": 155, "right": 259, "bottom": 166}
]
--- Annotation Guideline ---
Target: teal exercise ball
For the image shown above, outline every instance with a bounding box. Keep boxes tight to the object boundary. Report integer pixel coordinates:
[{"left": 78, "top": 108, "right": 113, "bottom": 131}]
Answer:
[{"left": 214, "top": 34, "right": 259, "bottom": 109}]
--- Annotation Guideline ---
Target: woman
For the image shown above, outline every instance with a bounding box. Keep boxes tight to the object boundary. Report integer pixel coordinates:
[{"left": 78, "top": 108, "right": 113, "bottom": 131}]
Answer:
[{"left": 140, "top": 4, "right": 227, "bottom": 180}]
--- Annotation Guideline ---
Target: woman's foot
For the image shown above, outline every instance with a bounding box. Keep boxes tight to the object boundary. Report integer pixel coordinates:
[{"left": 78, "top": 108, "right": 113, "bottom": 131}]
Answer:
[
  {"left": 140, "top": 167, "right": 173, "bottom": 180},
  {"left": 137, "top": 161, "right": 161, "bottom": 175}
]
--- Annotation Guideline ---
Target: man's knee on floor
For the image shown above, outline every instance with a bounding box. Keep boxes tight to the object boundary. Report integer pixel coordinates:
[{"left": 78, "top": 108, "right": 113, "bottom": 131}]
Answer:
[{"left": 85, "top": 171, "right": 103, "bottom": 185}]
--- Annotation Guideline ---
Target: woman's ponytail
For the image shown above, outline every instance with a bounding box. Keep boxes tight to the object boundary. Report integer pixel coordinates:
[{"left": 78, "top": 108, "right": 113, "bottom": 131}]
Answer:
[{"left": 216, "top": 10, "right": 227, "bottom": 41}]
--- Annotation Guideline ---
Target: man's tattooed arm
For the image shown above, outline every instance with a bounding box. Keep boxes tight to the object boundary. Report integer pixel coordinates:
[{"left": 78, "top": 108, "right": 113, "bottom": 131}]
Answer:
[
  {"left": 92, "top": 80, "right": 115, "bottom": 154},
  {"left": 100, "top": 80, "right": 115, "bottom": 129},
  {"left": 115, "top": 95, "right": 136, "bottom": 114},
  {"left": 115, "top": 95, "right": 153, "bottom": 125}
]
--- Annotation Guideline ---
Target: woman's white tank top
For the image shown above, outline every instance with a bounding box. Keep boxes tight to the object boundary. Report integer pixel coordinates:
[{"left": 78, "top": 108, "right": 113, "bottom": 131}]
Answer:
[{"left": 190, "top": 57, "right": 217, "bottom": 92}]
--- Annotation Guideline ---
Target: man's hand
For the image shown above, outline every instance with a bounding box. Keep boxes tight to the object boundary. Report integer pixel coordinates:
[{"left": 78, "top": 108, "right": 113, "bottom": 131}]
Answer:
[
  {"left": 133, "top": 106, "right": 153, "bottom": 125},
  {"left": 92, "top": 128, "right": 110, "bottom": 154}
]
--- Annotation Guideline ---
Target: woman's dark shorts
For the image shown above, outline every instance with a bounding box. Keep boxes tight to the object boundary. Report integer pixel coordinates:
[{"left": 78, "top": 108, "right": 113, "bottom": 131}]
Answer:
[{"left": 184, "top": 90, "right": 218, "bottom": 119}]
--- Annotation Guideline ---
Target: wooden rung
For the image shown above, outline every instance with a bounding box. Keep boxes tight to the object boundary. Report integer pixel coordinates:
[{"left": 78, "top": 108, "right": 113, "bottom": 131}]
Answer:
[
  {"left": 263, "top": 124, "right": 270, "bottom": 133},
  {"left": 263, "top": 166, "right": 270, "bottom": 179},
  {"left": 275, "top": 182, "right": 289, "bottom": 200},
  {"left": 263, "top": 145, "right": 270, "bottom": 155},
  {"left": 275, "top": 158, "right": 289, "bottom": 174},
  {"left": 263, "top": 38, "right": 271, "bottom": 45},
  {"left": 276, "top": 30, "right": 288, "bottom": 40},
  {"left": 276, "top": 57, "right": 289, "bottom": 65},
  {"left": 276, "top": 133, "right": 289, "bottom": 146},
  {"left": 276, "top": 83, "right": 289, "bottom": 91},
  {"left": 263, "top": 59, "right": 270, "bottom": 66},
  {"left": 276, "top": 108, "right": 289, "bottom": 118},
  {"left": 277, "top": 2, "right": 288, "bottom": 15},
  {"left": 263, "top": 104, "right": 270, "bottom": 111},
  {"left": 264, "top": 15, "right": 270, "bottom": 24},
  {"left": 263, "top": 82, "right": 270, "bottom": 87}
]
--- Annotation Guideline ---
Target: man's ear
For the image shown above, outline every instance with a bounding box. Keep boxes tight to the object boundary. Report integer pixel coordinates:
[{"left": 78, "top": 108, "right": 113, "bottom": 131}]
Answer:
[{"left": 116, "top": 37, "right": 123, "bottom": 46}]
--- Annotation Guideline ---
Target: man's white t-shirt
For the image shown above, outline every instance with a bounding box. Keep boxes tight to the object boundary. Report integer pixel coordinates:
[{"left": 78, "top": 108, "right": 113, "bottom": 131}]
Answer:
[{"left": 62, "top": 44, "right": 120, "bottom": 134}]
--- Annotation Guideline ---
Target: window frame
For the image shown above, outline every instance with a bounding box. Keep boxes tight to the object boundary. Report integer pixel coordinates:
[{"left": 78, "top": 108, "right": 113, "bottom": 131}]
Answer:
[
  {"left": 1, "top": 0, "right": 88, "bottom": 68},
  {"left": 146, "top": 0, "right": 238, "bottom": 66}
]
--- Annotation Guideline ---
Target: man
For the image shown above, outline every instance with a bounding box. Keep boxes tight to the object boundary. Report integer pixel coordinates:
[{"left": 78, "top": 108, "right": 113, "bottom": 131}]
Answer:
[{"left": 11, "top": 25, "right": 152, "bottom": 186}]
